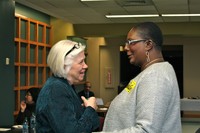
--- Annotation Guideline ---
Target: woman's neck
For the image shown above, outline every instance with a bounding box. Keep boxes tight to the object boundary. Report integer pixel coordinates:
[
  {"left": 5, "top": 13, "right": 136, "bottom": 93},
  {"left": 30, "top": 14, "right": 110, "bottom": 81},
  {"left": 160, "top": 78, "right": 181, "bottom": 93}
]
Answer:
[
  {"left": 27, "top": 101, "right": 35, "bottom": 104},
  {"left": 142, "top": 57, "right": 164, "bottom": 71}
]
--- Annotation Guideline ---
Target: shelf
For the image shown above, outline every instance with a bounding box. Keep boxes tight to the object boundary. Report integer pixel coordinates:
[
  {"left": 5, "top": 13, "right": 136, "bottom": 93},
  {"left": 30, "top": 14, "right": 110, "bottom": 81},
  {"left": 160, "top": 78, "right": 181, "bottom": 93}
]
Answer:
[{"left": 14, "top": 15, "right": 52, "bottom": 114}]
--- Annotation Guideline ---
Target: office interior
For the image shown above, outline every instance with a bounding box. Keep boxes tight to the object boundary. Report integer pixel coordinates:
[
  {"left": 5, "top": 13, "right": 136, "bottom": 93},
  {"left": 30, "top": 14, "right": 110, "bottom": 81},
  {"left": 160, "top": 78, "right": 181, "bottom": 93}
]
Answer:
[{"left": 0, "top": 0, "right": 200, "bottom": 132}]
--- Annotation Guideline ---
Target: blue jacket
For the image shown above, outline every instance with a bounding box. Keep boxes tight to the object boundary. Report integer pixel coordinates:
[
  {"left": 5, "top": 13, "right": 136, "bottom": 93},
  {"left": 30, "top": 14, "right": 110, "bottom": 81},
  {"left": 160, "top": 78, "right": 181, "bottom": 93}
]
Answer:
[{"left": 36, "top": 76, "right": 100, "bottom": 133}]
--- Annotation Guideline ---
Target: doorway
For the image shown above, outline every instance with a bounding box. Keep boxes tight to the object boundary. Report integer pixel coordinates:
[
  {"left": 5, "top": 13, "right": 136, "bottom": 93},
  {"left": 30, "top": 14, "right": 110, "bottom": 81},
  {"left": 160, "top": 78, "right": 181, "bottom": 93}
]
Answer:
[{"left": 119, "top": 45, "right": 183, "bottom": 98}]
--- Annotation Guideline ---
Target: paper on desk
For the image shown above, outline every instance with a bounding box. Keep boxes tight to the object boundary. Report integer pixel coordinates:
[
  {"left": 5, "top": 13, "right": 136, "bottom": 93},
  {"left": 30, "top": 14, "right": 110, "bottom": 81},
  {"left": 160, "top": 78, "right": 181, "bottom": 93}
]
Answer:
[
  {"left": 0, "top": 128, "right": 11, "bottom": 131},
  {"left": 12, "top": 125, "right": 23, "bottom": 129},
  {"left": 99, "top": 107, "right": 108, "bottom": 111}
]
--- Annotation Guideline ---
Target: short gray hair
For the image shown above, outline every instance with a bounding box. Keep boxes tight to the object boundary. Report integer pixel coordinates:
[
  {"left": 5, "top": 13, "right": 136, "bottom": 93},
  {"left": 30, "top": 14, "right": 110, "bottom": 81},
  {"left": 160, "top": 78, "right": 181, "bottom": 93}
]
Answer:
[{"left": 47, "top": 40, "right": 86, "bottom": 78}]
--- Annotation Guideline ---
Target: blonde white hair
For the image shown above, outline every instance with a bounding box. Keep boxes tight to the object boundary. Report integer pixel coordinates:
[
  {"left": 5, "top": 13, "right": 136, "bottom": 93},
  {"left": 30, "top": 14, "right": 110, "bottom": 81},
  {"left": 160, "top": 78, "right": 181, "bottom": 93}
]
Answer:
[{"left": 47, "top": 40, "right": 85, "bottom": 78}]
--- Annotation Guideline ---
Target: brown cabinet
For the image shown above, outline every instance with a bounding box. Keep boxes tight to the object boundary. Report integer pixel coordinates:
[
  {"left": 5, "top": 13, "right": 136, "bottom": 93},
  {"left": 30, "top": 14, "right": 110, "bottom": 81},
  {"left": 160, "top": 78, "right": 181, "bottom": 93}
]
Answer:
[{"left": 14, "top": 14, "right": 52, "bottom": 115}]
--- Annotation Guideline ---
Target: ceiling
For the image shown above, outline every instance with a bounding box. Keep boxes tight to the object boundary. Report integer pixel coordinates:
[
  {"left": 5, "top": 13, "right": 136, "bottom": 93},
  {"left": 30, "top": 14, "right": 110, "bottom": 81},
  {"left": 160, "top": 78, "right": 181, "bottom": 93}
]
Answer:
[{"left": 14, "top": 0, "right": 200, "bottom": 24}]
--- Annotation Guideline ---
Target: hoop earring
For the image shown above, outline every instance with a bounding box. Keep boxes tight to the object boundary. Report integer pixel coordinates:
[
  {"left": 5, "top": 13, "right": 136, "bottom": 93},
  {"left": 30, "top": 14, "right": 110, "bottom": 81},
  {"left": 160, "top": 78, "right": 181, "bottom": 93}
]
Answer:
[{"left": 146, "top": 51, "right": 150, "bottom": 62}]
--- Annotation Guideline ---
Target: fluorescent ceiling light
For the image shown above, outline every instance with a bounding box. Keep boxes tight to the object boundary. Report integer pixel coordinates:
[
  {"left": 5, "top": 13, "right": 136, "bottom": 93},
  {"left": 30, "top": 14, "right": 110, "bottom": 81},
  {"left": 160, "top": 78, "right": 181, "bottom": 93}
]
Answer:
[
  {"left": 105, "top": 14, "right": 200, "bottom": 18},
  {"left": 162, "top": 14, "right": 200, "bottom": 17},
  {"left": 105, "top": 14, "right": 159, "bottom": 18},
  {"left": 81, "top": 0, "right": 109, "bottom": 1}
]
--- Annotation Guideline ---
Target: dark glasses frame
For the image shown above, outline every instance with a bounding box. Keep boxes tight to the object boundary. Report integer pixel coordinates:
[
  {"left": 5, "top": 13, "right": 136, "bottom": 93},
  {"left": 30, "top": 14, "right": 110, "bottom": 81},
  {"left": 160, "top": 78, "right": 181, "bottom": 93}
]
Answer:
[{"left": 65, "top": 43, "right": 81, "bottom": 56}]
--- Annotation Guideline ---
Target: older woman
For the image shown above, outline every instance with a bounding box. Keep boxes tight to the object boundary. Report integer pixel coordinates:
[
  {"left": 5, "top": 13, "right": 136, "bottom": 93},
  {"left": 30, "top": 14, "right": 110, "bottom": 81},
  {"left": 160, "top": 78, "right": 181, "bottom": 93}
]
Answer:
[{"left": 36, "top": 40, "right": 99, "bottom": 133}]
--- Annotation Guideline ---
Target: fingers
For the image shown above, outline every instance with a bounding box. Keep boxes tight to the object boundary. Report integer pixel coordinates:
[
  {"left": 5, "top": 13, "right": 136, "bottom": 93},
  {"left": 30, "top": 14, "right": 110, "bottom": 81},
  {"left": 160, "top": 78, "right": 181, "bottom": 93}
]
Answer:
[
  {"left": 81, "top": 96, "right": 86, "bottom": 102},
  {"left": 81, "top": 96, "right": 86, "bottom": 107},
  {"left": 81, "top": 96, "right": 98, "bottom": 110},
  {"left": 21, "top": 100, "right": 25, "bottom": 104}
]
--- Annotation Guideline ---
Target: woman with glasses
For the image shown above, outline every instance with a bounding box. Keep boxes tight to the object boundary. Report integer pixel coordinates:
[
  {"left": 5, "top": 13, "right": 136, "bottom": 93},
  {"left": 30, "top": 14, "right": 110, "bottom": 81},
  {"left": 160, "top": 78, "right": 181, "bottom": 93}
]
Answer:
[
  {"left": 97, "top": 22, "right": 182, "bottom": 133},
  {"left": 15, "top": 87, "right": 40, "bottom": 125},
  {"left": 36, "top": 40, "right": 99, "bottom": 133}
]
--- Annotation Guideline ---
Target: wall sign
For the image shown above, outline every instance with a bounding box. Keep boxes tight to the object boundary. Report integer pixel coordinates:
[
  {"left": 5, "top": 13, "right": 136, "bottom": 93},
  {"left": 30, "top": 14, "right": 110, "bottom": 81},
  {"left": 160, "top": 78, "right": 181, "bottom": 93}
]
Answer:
[{"left": 104, "top": 67, "right": 114, "bottom": 88}]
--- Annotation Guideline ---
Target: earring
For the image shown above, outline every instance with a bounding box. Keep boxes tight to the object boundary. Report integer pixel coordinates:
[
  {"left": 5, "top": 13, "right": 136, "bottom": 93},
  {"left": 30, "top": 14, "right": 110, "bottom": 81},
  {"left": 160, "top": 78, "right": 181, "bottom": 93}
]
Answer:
[{"left": 146, "top": 51, "right": 150, "bottom": 62}]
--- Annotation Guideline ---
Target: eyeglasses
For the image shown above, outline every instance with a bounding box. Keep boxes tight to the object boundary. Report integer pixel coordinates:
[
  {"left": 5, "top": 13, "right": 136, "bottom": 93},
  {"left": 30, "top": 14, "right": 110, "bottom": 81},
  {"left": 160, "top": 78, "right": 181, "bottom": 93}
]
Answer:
[
  {"left": 125, "top": 39, "right": 147, "bottom": 46},
  {"left": 65, "top": 43, "right": 81, "bottom": 56},
  {"left": 85, "top": 86, "right": 91, "bottom": 88}
]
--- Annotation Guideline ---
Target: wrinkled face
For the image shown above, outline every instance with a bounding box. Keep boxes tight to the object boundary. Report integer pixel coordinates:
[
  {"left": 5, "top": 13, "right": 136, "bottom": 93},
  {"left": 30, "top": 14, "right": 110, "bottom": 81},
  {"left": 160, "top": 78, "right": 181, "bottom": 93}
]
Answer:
[
  {"left": 67, "top": 51, "right": 88, "bottom": 84},
  {"left": 124, "top": 29, "right": 147, "bottom": 67},
  {"left": 25, "top": 92, "right": 33, "bottom": 104}
]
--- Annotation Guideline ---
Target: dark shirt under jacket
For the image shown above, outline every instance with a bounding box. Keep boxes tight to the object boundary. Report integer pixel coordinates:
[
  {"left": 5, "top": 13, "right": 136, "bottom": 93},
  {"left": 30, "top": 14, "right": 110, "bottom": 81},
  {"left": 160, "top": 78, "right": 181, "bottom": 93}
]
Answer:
[
  {"left": 36, "top": 76, "right": 100, "bottom": 133},
  {"left": 15, "top": 103, "right": 36, "bottom": 125},
  {"left": 78, "top": 90, "right": 95, "bottom": 99}
]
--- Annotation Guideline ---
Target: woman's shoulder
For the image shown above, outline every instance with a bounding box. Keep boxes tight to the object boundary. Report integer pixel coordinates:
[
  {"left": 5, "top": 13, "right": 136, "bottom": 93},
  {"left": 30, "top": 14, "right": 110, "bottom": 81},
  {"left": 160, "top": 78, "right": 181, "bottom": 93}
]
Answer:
[
  {"left": 40, "top": 76, "right": 73, "bottom": 99},
  {"left": 44, "top": 76, "right": 70, "bottom": 89}
]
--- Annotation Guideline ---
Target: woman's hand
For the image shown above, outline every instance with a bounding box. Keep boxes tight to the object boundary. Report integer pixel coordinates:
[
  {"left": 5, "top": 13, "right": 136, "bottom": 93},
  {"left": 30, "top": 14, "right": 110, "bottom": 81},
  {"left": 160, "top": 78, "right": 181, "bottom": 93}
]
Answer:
[
  {"left": 81, "top": 96, "right": 98, "bottom": 110},
  {"left": 20, "top": 100, "right": 26, "bottom": 112}
]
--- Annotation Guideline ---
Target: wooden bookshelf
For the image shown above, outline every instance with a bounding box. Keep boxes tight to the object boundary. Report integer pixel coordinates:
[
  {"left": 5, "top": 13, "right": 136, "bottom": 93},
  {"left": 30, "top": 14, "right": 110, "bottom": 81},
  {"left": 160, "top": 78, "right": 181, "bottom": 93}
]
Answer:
[{"left": 14, "top": 14, "right": 52, "bottom": 115}]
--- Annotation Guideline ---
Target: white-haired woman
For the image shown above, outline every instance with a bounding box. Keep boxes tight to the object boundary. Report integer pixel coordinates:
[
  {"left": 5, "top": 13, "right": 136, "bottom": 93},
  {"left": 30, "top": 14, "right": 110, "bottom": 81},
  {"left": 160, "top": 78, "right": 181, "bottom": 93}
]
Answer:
[{"left": 36, "top": 40, "right": 100, "bottom": 133}]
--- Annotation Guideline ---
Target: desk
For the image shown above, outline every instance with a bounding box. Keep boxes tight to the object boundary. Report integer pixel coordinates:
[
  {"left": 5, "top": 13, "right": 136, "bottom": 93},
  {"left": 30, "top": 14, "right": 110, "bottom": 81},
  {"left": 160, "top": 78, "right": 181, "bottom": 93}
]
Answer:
[
  {"left": 97, "top": 105, "right": 108, "bottom": 117},
  {"left": 0, "top": 128, "right": 21, "bottom": 133},
  {"left": 181, "top": 99, "right": 200, "bottom": 118},
  {"left": 6, "top": 129, "right": 21, "bottom": 133},
  {"left": 181, "top": 99, "right": 200, "bottom": 111},
  {"left": 96, "top": 105, "right": 108, "bottom": 131}
]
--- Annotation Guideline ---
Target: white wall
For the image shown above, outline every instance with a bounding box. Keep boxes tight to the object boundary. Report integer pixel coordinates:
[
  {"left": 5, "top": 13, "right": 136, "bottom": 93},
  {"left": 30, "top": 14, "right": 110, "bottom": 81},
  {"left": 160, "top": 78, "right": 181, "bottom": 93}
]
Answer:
[{"left": 184, "top": 43, "right": 200, "bottom": 97}]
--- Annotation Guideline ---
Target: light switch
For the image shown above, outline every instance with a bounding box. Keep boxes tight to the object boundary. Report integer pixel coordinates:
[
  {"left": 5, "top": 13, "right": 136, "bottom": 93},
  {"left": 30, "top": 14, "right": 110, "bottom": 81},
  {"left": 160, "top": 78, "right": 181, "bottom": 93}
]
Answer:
[{"left": 6, "top": 58, "right": 9, "bottom": 65}]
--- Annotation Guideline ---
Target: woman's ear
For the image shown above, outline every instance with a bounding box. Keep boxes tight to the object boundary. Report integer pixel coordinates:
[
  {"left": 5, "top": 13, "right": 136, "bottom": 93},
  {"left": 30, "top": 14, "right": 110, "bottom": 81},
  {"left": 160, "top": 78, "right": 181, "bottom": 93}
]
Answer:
[{"left": 145, "top": 40, "right": 153, "bottom": 51}]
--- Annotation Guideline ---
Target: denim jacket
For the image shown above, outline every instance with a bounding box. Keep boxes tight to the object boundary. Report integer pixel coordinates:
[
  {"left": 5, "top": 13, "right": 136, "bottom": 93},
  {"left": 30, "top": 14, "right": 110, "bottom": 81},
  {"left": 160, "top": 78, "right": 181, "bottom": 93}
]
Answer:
[{"left": 36, "top": 76, "right": 100, "bottom": 133}]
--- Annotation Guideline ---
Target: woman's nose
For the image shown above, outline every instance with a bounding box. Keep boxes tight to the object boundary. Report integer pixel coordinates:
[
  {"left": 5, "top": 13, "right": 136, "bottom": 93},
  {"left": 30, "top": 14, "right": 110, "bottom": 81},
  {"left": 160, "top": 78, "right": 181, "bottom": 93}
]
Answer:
[
  {"left": 83, "top": 62, "right": 88, "bottom": 69},
  {"left": 124, "top": 44, "right": 129, "bottom": 52}
]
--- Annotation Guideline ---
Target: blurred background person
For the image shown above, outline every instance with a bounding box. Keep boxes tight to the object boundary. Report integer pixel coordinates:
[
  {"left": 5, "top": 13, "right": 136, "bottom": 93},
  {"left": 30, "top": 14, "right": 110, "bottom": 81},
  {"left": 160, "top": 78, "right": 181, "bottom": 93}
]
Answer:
[
  {"left": 78, "top": 81, "right": 95, "bottom": 99},
  {"left": 15, "top": 87, "right": 40, "bottom": 125},
  {"left": 36, "top": 40, "right": 100, "bottom": 133}
]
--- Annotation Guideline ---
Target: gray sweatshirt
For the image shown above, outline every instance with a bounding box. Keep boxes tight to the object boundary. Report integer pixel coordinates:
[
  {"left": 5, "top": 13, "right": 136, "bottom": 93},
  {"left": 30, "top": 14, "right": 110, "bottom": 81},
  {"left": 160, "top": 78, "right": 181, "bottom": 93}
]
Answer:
[{"left": 94, "top": 62, "right": 182, "bottom": 133}]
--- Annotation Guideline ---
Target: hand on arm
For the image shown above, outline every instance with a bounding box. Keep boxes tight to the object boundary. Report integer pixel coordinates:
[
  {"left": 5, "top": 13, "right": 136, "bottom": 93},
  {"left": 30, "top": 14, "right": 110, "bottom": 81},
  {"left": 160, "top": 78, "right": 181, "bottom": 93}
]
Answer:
[{"left": 81, "top": 96, "right": 98, "bottom": 110}]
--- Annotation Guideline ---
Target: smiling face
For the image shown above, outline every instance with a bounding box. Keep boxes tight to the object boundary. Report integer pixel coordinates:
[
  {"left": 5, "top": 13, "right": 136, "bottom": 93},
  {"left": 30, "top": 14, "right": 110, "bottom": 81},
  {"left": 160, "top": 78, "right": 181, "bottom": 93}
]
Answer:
[
  {"left": 124, "top": 29, "right": 147, "bottom": 67},
  {"left": 66, "top": 51, "right": 88, "bottom": 84}
]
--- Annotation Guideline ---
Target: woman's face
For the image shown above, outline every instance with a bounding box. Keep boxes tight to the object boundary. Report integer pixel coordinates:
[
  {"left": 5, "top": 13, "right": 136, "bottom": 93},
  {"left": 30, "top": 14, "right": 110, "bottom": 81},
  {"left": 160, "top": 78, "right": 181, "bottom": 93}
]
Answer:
[
  {"left": 25, "top": 92, "right": 33, "bottom": 104},
  {"left": 124, "top": 29, "right": 147, "bottom": 67},
  {"left": 67, "top": 51, "right": 88, "bottom": 84}
]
